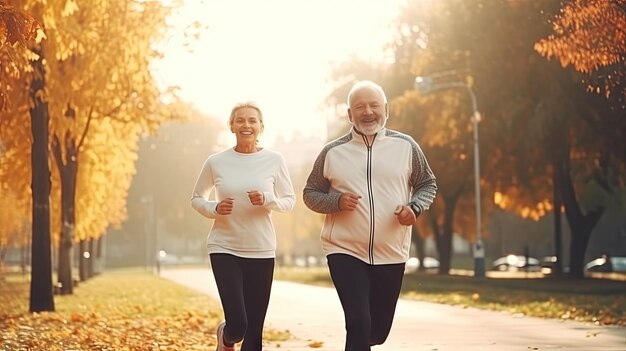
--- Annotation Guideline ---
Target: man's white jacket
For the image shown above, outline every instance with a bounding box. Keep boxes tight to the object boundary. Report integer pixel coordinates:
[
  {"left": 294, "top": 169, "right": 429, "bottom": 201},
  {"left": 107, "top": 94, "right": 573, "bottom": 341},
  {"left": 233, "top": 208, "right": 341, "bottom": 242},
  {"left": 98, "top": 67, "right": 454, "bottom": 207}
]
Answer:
[{"left": 303, "top": 127, "right": 437, "bottom": 265}]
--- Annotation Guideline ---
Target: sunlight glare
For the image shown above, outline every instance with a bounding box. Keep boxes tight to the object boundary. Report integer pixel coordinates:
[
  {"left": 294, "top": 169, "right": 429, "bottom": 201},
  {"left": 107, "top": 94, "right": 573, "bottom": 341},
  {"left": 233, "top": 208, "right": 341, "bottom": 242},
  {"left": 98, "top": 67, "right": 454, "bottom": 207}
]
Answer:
[{"left": 152, "top": 0, "right": 405, "bottom": 145}]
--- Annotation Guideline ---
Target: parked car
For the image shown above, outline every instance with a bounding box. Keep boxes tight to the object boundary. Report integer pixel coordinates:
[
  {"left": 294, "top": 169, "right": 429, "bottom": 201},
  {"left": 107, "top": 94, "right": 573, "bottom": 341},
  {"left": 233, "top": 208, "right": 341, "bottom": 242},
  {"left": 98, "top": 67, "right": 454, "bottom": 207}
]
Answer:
[
  {"left": 539, "top": 255, "right": 569, "bottom": 274},
  {"left": 492, "top": 254, "right": 540, "bottom": 272},
  {"left": 584, "top": 256, "right": 626, "bottom": 273},
  {"left": 294, "top": 255, "right": 321, "bottom": 268},
  {"left": 405, "top": 256, "right": 440, "bottom": 273}
]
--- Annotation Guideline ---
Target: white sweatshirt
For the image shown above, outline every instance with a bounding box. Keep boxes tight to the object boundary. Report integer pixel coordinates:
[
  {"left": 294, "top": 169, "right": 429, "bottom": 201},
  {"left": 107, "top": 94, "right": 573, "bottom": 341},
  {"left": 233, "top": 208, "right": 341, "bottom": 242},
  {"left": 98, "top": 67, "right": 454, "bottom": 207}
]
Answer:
[{"left": 191, "top": 147, "right": 295, "bottom": 258}]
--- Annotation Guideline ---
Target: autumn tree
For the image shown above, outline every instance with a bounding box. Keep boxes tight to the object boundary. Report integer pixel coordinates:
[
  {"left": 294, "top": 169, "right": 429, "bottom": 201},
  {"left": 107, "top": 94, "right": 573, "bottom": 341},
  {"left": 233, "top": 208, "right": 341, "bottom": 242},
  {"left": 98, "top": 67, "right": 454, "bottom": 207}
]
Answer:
[
  {"left": 0, "top": 8, "right": 37, "bottom": 273},
  {"left": 35, "top": 0, "right": 177, "bottom": 294},
  {"left": 529, "top": 0, "right": 626, "bottom": 276},
  {"left": 380, "top": 0, "right": 526, "bottom": 274},
  {"left": 0, "top": 2, "right": 44, "bottom": 297},
  {"left": 383, "top": 0, "right": 623, "bottom": 279},
  {"left": 0, "top": 0, "right": 181, "bottom": 308},
  {"left": 0, "top": 3, "right": 40, "bottom": 109},
  {"left": 534, "top": 0, "right": 626, "bottom": 102},
  {"left": 392, "top": 0, "right": 626, "bottom": 278},
  {"left": 70, "top": 120, "right": 145, "bottom": 280}
]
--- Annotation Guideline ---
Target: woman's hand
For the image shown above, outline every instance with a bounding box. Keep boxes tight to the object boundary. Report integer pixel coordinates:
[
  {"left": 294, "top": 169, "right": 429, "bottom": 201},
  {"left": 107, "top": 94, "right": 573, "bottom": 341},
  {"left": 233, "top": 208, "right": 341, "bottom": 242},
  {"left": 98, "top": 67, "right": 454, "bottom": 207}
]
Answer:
[
  {"left": 247, "top": 190, "right": 265, "bottom": 206},
  {"left": 216, "top": 197, "right": 235, "bottom": 215}
]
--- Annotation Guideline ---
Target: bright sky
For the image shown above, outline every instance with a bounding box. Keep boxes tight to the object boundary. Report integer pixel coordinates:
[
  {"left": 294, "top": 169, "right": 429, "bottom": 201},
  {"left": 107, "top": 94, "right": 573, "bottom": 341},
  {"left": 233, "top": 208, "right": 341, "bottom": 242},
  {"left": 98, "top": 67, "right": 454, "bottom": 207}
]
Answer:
[{"left": 152, "top": 0, "right": 405, "bottom": 145}]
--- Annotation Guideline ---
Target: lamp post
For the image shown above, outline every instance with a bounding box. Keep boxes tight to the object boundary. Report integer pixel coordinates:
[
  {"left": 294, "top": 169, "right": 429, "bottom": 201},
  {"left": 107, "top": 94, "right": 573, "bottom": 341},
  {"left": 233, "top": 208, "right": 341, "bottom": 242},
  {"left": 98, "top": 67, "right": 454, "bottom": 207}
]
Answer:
[
  {"left": 141, "top": 194, "right": 156, "bottom": 273},
  {"left": 414, "top": 73, "right": 485, "bottom": 278}
]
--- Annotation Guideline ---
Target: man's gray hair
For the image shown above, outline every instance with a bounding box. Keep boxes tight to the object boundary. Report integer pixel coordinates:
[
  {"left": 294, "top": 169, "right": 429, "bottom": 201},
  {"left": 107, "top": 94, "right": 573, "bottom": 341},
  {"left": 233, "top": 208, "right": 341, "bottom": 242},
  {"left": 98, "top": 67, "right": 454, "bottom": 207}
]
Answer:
[{"left": 346, "top": 80, "right": 388, "bottom": 106}]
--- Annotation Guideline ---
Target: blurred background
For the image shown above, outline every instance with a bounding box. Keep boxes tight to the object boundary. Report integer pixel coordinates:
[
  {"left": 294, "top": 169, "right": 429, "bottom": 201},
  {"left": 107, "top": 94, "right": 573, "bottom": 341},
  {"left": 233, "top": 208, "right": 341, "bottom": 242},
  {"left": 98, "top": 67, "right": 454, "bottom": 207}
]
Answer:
[{"left": 1, "top": 0, "right": 625, "bottom": 295}]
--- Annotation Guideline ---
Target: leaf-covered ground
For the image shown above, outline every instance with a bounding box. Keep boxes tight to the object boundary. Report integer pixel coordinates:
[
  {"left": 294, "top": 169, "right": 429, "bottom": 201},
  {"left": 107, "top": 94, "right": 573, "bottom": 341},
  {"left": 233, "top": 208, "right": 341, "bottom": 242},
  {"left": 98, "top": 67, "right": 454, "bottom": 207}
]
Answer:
[
  {"left": 274, "top": 267, "right": 626, "bottom": 326},
  {"left": 0, "top": 270, "right": 290, "bottom": 350}
]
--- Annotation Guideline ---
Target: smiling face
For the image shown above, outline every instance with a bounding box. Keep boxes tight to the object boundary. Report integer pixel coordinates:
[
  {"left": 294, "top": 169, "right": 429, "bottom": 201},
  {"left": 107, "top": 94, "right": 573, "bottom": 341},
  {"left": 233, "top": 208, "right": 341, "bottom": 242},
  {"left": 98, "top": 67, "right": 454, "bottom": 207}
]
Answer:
[
  {"left": 347, "top": 84, "right": 388, "bottom": 137},
  {"left": 230, "top": 105, "right": 264, "bottom": 147}
]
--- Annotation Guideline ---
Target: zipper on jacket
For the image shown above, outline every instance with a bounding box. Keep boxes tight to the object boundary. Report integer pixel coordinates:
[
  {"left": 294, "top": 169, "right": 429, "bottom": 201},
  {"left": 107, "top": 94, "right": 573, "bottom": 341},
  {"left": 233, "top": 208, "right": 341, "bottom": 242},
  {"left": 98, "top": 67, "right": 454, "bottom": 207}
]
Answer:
[{"left": 361, "top": 134, "right": 377, "bottom": 264}]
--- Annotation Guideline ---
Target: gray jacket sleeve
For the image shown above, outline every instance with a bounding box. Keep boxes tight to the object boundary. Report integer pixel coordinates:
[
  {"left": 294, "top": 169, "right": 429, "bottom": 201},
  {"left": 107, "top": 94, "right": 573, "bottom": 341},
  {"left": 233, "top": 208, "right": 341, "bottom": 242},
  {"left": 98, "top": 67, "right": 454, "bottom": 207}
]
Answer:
[
  {"left": 408, "top": 141, "right": 437, "bottom": 215},
  {"left": 302, "top": 146, "right": 342, "bottom": 214}
]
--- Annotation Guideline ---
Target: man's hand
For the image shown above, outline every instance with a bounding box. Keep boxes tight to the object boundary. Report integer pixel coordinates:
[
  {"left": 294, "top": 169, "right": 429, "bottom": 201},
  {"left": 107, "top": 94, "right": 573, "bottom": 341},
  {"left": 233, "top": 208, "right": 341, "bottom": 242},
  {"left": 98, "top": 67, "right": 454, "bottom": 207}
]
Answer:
[
  {"left": 216, "top": 197, "right": 234, "bottom": 215},
  {"left": 394, "top": 205, "right": 416, "bottom": 226},
  {"left": 339, "top": 192, "right": 361, "bottom": 211},
  {"left": 247, "top": 190, "right": 265, "bottom": 206}
]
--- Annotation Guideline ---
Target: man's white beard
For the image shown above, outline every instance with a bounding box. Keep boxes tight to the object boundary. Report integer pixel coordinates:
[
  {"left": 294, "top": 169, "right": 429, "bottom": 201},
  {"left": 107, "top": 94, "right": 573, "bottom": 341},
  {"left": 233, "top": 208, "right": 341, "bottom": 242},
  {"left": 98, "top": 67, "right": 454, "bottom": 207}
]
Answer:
[{"left": 355, "top": 121, "right": 385, "bottom": 136}]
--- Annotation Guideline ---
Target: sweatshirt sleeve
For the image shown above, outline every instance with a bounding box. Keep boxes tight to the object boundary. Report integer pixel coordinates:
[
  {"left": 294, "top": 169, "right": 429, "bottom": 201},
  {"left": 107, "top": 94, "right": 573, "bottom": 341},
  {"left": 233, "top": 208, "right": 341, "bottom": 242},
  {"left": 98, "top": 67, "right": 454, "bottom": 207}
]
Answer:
[
  {"left": 263, "top": 155, "right": 295, "bottom": 213},
  {"left": 190, "top": 157, "right": 219, "bottom": 219},
  {"left": 408, "top": 141, "right": 437, "bottom": 215},
  {"left": 302, "top": 146, "right": 342, "bottom": 214}
]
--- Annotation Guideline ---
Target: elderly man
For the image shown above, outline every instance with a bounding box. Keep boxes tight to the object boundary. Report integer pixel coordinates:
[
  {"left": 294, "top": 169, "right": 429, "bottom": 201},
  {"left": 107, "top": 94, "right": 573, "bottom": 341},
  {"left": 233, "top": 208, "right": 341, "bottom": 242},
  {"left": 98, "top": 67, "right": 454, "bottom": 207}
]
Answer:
[{"left": 303, "top": 80, "right": 437, "bottom": 351}]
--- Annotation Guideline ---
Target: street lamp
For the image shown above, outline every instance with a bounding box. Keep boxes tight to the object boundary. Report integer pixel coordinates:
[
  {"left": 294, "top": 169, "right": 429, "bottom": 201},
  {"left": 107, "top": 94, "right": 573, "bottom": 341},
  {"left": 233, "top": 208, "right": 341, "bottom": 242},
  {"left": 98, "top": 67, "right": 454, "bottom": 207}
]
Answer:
[
  {"left": 140, "top": 194, "right": 157, "bottom": 273},
  {"left": 414, "top": 73, "right": 485, "bottom": 278}
]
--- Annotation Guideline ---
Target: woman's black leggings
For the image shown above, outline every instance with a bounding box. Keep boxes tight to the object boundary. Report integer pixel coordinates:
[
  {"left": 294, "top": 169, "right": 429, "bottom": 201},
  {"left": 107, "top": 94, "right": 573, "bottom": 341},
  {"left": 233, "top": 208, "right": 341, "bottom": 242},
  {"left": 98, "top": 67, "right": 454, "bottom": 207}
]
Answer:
[
  {"left": 210, "top": 253, "right": 274, "bottom": 351},
  {"left": 327, "top": 253, "right": 405, "bottom": 351}
]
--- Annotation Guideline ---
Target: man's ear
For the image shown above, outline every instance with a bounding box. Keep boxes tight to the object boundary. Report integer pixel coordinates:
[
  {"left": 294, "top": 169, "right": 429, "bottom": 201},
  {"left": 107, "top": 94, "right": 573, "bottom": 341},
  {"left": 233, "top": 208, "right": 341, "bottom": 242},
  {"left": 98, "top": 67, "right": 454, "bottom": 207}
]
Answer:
[{"left": 347, "top": 109, "right": 354, "bottom": 124}]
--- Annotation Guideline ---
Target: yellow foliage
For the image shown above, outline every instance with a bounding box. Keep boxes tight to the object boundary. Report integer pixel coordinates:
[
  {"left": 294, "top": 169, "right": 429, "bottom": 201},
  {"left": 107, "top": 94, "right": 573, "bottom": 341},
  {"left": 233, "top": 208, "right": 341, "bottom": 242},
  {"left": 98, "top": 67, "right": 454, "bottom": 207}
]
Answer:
[
  {"left": 1, "top": 0, "right": 183, "bottom": 250},
  {"left": 494, "top": 187, "right": 556, "bottom": 222},
  {"left": 535, "top": 0, "right": 625, "bottom": 73},
  {"left": 61, "top": 0, "right": 78, "bottom": 17},
  {"left": 0, "top": 107, "right": 32, "bottom": 247}
]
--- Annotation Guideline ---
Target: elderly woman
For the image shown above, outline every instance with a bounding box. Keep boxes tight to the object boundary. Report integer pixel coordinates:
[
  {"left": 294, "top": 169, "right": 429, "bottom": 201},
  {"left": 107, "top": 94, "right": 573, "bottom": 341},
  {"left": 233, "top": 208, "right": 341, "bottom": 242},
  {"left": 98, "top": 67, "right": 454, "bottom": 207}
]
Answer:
[{"left": 191, "top": 102, "right": 295, "bottom": 351}]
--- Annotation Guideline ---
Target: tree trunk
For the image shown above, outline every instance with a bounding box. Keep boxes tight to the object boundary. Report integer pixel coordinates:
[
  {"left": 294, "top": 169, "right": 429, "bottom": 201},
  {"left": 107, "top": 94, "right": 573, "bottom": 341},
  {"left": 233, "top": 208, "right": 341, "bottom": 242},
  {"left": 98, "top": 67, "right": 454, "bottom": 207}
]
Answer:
[
  {"left": 79, "top": 240, "right": 87, "bottom": 281},
  {"left": 558, "top": 157, "right": 604, "bottom": 278},
  {"left": 430, "top": 216, "right": 442, "bottom": 269},
  {"left": 411, "top": 226, "right": 426, "bottom": 272},
  {"left": 78, "top": 239, "right": 94, "bottom": 280},
  {"left": 94, "top": 235, "right": 104, "bottom": 275},
  {"left": 434, "top": 195, "right": 458, "bottom": 275},
  {"left": 0, "top": 246, "right": 4, "bottom": 278},
  {"left": 552, "top": 160, "right": 563, "bottom": 275},
  {"left": 53, "top": 135, "right": 78, "bottom": 294},
  {"left": 29, "top": 45, "right": 55, "bottom": 312},
  {"left": 87, "top": 239, "right": 95, "bottom": 278}
]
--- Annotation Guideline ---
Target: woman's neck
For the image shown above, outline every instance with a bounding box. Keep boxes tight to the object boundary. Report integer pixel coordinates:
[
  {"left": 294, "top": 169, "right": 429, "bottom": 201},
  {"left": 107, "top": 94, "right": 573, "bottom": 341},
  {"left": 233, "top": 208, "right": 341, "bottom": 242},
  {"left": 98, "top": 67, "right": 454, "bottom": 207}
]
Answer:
[{"left": 234, "top": 143, "right": 259, "bottom": 154}]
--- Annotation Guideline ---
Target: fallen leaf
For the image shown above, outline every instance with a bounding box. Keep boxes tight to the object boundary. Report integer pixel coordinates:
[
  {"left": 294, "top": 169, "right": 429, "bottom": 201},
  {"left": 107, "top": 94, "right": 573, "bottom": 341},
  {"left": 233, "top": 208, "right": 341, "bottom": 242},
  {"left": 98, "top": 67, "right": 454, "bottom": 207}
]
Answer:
[{"left": 308, "top": 340, "right": 324, "bottom": 348}]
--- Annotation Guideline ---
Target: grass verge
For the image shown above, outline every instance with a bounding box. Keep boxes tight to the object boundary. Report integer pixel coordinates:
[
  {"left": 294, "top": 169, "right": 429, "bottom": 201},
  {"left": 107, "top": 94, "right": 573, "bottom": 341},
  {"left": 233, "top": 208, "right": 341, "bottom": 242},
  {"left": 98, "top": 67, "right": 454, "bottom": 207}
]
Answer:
[
  {"left": 274, "top": 266, "right": 626, "bottom": 326},
  {"left": 0, "top": 269, "right": 289, "bottom": 350}
]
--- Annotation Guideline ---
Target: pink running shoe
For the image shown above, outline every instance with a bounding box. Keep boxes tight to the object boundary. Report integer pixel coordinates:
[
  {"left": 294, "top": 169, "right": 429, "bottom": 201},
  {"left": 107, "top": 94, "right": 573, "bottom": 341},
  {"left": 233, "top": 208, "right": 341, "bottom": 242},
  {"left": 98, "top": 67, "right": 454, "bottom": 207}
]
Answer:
[{"left": 215, "top": 321, "right": 236, "bottom": 351}]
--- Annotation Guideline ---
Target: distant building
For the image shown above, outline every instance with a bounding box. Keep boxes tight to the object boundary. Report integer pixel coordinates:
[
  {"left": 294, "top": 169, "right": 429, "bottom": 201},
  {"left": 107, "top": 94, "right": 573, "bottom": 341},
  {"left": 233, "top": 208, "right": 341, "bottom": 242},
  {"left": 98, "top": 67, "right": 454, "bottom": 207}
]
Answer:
[{"left": 272, "top": 132, "right": 325, "bottom": 171}]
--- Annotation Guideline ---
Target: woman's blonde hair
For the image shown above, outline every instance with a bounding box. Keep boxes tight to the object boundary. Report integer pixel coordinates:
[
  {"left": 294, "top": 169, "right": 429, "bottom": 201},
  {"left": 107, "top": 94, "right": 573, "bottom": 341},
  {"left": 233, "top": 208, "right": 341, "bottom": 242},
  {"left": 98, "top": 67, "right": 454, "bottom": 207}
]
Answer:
[{"left": 228, "top": 101, "right": 264, "bottom": 127}]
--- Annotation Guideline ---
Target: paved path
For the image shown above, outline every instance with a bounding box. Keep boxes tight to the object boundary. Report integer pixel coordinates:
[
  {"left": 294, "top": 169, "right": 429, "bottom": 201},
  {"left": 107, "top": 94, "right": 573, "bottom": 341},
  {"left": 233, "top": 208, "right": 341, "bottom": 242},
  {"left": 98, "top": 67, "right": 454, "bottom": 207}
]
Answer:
[{"left": 161, "top": 268, "right": 626, "bottom": 351}]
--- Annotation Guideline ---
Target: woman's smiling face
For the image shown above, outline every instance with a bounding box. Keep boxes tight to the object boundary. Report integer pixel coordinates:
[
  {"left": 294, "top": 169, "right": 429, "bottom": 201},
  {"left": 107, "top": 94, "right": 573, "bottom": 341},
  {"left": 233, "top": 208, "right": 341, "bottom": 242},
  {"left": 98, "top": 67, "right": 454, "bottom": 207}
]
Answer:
[{"left": 230, "top": 106, "right": 263, "bottom": 144}]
